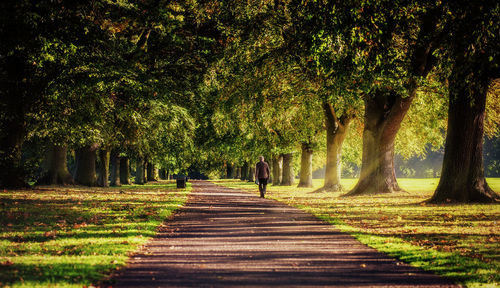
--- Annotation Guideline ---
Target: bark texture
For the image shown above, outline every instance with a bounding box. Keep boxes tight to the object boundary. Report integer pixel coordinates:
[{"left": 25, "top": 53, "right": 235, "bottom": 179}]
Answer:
[
  {"left": 298, "top": 143, "right": 313, "bottom": 188},
  {"left": 346, "top": 8, "right": 442, "bottom": 196},
  {"left": 110, "top": 150, "right": 121, "bottom": 186},
  {"left": 281, "top": 153, "right": 294, "bottom": 186},
  {"left": 346, "top": 90, "right": 412, "bottom": 196},
  {"left": 120, "top": 157, "right": 131, "bottom": 184},
  {"left": 272, "top": 155, "right": 282, "bottom": 185},
  {"left": 430, "top": 65, "right": 500, "bottom": 203},
  {"left": 74, "top": 144, "right": 98, "bottom": 186},
  {"left": 323, "top": 103, "right": 353, "bottom": 191},
  {"left": 135, "top": 158, "right": 145, "bottom": 185},
  {"left": 37, "top": 144, "right": 74, "bottom": 185},
  {"left": 98, "top": 148, "right": 110, "bottom": 187}
]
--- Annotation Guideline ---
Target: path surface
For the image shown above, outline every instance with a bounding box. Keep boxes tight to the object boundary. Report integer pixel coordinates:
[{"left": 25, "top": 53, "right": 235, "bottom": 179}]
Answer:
[{"left": 112, "top": 181, "right": 460, "bottom": 287}]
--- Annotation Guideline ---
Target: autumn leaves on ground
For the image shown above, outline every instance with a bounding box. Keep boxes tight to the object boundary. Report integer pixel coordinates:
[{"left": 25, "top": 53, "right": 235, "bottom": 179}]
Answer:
[
  {"left": 1, "top": 179, "right": 499, "bottom": 287},
  {"left": 0, "top": 182, "right": 190, "bottom": 288}
]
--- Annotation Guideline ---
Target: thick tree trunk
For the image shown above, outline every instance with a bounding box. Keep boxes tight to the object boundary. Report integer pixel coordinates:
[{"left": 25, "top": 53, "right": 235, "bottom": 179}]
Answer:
[
  {"left": 430, "top": 66, "right": 500, "bottom": 203},
  {"left": 272, "top": 155, "right": 283, "bottom": 185},
  {"left": 0, "top": 120, "right": 28, "bottom": 188},
  {"left": 147, "top": 163, "right": 157, "bottom": 181},
  {"left": 135, "top": 158, "right": 145, "bottom": 185},
  {"left": 120, "top": 157, "right": 131, "bottom": 184},
  {"left": 346, "top": 89, "right": 414, "bottom": 196},
  {"left": 298, "top": 143, "right": 313, "bottom": 188},
  {"left": 74, "top": 144, "right": 98, "bottom": 186},
  {"left": 323, "top": 103, "right": 353, "bottom": 191},
  {"left": 281, "top": 153, "right": 295, "bottom": 186},
  {"left": 236, "top": 167, "right": 241, "bottom": 179},
  {"left": 248, "top": 166, "right": 255, "bottom": 182},
  {"left": 240, "top": 162, "right": 248, "bottom": 181},
  {"left": 110, "top": 150, "right": 121, "bottom": 186},
  {"left": 97, "top": 148, "right": 110, "bottom": 187},
  {"left": 37, "top": 144, "right": 74, "bottom": 185}
]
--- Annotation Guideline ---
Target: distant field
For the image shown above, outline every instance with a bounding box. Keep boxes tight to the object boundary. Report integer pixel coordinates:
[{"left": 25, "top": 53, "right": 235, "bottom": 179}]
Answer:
[{"left": 217, "top": 178, "right": 500, "bottom": 288}]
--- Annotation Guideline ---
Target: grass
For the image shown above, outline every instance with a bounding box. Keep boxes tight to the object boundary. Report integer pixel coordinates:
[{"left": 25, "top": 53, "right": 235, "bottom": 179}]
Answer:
[
  {"left": 0, "top": 180, "right": 190, "bottom": 288},
  {"left": 215, "top": 178, "right": 500, "bottom": 288}
]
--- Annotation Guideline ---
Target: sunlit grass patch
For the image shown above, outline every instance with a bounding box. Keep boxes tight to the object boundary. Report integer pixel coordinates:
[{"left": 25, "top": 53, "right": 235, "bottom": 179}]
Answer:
[
  {"left": 216, "top": 178, "right": 500, "bottom": 287},
  {"left": 0, "top": 180, "right": 190, "bottom": 287}
]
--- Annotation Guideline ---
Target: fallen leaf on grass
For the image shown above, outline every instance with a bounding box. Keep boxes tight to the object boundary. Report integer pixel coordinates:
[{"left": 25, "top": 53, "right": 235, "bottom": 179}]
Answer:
[{"left": 1, "top": 260, "right": 14, "bottom": 266}]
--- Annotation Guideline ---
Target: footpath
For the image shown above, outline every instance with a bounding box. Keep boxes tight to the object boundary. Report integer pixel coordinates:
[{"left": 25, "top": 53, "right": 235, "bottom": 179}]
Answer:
[{"left": 111, "top": 181, "right": 460, "bottom": 287}]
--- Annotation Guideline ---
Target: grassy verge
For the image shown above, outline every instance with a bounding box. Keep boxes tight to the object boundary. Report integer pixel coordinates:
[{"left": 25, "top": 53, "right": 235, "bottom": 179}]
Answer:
[
  {"left": 215, "top": 178, "right": 500, "bottom": 288},
  {"left": 0, "top": 180, "right": 190, "bottom": 288}
]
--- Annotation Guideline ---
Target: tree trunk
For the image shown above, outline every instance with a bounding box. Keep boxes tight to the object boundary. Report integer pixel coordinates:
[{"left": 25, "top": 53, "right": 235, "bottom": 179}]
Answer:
[
  {"left": 240, "top": 162, "right": 248, "bottom": 181},
  {"left": 323, "top": 103, "right": 353, "bottom": 191},
  {"left": 236, "top": 167, "right": 241, "bottom": 179},
  {"left": 281, "top": 153, "right": 294, "bottom": 186},
  {"left": 97, "top": 148, "right": 110, "bottom": 187},
  {"left": 147, "top": 162, "right": 157, "bottom": 181},
  {"left": 110, "top": 149, "right": 121, "bottom": 186},
  {"left": 346, "top": 89, "right": 414, "bottom": 196},
  {"left": 230, "top": 164, "right": 237, "bottom": 179},
  {"left": 430, "top": 65, "right": 500, "bottom": 203},
  {"left": 120, "top": 157, "right": 131, "bottom": 184},
  {"left": 268, "top": 158, "right": 273, "bottom": 183},
  {"left": 298, "top": 143, "right": 313, "bottom": 188},
  {"left": 74, "top": 144, "right": 98, "bottom": 186},
  {"left": 248, "top": 166, "right": 255, "bottom": 182},
  {"left": 37, "top": 144, "right": 74, "bottom": 185},
  {"left": 135, "top": 158, "right": 145, "bottom": 185},
  {"left": 272, "top": 154, "right": 283, "bottom": 185},
  {"left": 143, "top": 161, "right": 148, "bottom": 183},
  {"left": 159, "top": 168, "right": 167, "bottom": 180},
  {"left": 0, "top": 119, "right": 28, "bottom": 188},
  {"left": 226, "top": 163, "right": 233, "bottom": 179}
]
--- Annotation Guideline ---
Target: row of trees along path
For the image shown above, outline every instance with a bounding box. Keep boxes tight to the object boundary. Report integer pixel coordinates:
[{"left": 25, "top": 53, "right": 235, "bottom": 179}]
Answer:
[{"left": 111, "top": 181, "right": 459, "bottom": 288}]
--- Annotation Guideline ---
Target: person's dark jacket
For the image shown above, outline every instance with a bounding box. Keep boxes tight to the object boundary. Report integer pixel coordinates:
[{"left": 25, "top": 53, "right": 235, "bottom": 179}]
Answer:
[{"left": 255, "top": 161, "right": 270, "bottom": 179}]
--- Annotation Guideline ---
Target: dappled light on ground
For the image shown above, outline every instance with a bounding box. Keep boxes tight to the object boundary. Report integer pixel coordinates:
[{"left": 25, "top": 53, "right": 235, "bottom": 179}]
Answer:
[
  {"left": 0, "top": 181, "right": 189, "bottom": 287},
  {"left": 218, "top": 178, "right": 500, "bottom": 287}
]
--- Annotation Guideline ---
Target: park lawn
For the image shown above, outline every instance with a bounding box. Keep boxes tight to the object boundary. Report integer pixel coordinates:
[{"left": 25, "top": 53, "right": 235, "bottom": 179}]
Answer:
[
  {"left": 0, "top": 181, "right": 190, "bottom": 288},
  {"left": 215, "top": 178, "right": 500, "bottom": 288}
]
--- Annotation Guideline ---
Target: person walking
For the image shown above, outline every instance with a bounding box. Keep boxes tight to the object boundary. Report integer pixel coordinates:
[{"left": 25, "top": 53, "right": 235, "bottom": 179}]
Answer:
[{"left": 255, "top": 156, "right": 270, "bottom": 198}]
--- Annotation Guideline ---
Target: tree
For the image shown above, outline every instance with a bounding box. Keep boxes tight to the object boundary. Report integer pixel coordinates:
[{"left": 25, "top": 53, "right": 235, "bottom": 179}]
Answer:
[
  {"left": 430, "top": 1, "right": 500, "bottom": 203},
  {"left": 340, "top": 2, "right": 445, "bottom": 195}
]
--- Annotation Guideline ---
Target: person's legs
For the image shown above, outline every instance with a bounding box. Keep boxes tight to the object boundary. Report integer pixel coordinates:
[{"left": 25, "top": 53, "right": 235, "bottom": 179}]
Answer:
[{"left": 259, "top": 178, "right": 268, "bottom": 198}]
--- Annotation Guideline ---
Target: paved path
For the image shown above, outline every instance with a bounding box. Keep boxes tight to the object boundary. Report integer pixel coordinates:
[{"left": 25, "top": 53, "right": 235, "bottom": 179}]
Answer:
[{"left": 112, "top": 181, "right": 460, "bottom": 287}]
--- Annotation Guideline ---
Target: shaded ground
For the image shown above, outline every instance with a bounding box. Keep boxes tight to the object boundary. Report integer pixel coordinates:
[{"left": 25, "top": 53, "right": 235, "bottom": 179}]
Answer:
[{"left": 111, "top": 181, "right": 460, "bottom": 287}]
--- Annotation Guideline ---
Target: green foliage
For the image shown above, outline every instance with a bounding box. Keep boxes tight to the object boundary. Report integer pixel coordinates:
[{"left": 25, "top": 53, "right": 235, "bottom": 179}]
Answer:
[{"left": 0, "top": 181, "right": 190, "bottom": 287}]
